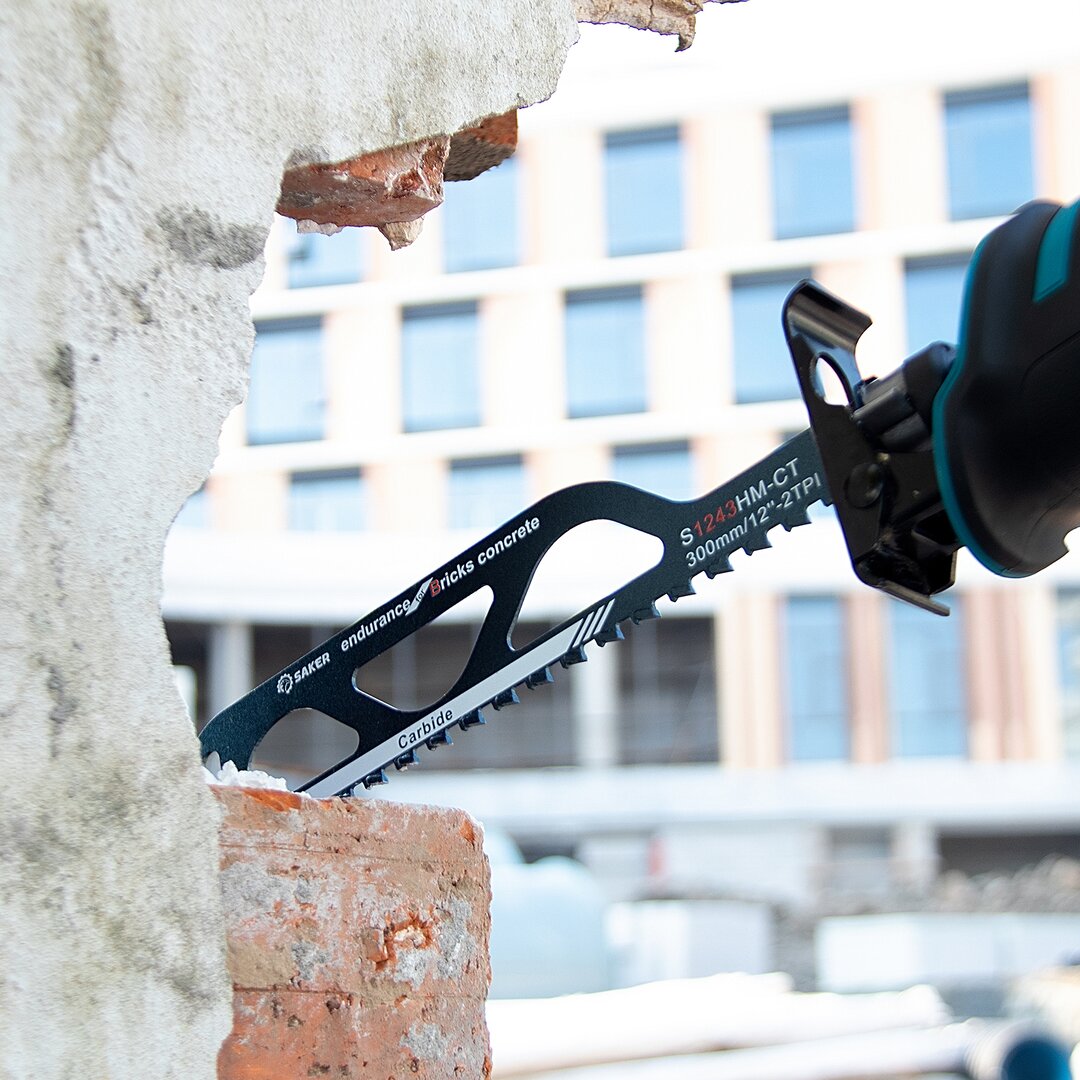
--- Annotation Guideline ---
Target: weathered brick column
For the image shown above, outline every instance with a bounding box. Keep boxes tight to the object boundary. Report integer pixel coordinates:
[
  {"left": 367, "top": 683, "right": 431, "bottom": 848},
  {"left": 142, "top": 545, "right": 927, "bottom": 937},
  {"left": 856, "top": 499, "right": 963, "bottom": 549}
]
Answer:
[{"left": 214, "top": 787, "right": 492, "bottom": 1080}]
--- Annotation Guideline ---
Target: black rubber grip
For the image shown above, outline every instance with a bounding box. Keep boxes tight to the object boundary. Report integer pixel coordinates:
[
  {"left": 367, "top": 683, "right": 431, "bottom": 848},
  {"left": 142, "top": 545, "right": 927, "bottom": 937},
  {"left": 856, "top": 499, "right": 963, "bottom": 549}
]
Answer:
[{"left": 933, "top": 198, "right": 1080, "bottom": 576}]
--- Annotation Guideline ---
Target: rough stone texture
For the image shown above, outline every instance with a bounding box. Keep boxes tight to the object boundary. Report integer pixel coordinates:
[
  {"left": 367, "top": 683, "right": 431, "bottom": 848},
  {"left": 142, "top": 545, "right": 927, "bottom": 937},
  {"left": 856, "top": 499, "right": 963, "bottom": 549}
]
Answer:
[
  {"left": 576, "top": 0, "right": 746, "bottom": 51},
  {"left": 278, "top": 137, "right": 452, "bottom": 229},
  {"left": 445, "top": 110, "right": 519, "bottom": 182},
  {"left": 214, "top": 787, "right": 491, "bottom": 1080},
  {"left": 0, "top": 3, "right": 578, "bottom": 1078}
]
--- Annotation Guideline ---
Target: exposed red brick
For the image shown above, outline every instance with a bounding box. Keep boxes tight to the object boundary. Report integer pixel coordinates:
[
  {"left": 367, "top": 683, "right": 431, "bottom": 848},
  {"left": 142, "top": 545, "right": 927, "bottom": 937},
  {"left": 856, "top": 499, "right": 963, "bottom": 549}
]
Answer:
[
  {"left": 277, "top": 137, "right": 451, "bottom": 229},
  {"left": 444, "top": 110, "right": 518, "bottom": 182},
  {"left": 213, "top": 786, "right": 492, "bottom": 1080},
  {"left": 576, "top": 0, "right": 743, "bottom": 51}
]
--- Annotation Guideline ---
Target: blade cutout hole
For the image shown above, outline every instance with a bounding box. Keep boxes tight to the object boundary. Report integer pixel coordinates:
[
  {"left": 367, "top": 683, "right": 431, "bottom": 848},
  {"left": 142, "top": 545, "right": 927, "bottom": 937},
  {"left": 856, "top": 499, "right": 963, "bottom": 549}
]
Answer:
[
  {"left": 813, "top": 353, "right": 852, "bottom": 406},
  {"left": 352, "top": 584, "right": 493, "bottom": 711},
  {"left": 511, "top": 520, "right": 663, "bottom": 650},
  {"left": 250, "top": 708, "right": 359, "bottom": 788}
]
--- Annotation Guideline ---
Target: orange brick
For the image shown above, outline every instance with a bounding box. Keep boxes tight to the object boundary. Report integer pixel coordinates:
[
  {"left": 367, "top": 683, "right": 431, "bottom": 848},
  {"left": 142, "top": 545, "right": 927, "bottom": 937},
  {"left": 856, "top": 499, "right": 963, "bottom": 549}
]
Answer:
[
  {"left": 444, "top": 110, "right": 518, "bottom": 182},
  {"left": 277, "top": 137, "right": 450, "bottom": 228},
  {"left": 213, "top": 787, "right": 492, "bottom": 1080}
]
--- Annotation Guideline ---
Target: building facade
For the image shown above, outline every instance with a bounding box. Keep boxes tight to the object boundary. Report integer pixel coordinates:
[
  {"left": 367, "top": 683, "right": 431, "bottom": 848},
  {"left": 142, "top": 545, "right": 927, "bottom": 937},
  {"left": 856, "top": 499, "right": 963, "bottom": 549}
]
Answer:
[{"left": 166, "top": 10, "right": 1080, "bottom": 919}]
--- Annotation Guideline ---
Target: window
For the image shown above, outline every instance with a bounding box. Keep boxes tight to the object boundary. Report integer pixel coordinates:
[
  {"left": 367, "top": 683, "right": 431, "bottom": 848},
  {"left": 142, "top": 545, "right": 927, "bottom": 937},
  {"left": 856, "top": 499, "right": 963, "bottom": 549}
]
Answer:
[
  {"left": 618, "top": 618, "right": 718, "bottom": 765},
  {"left": 904, "top": 255, "right": 971, "bottom": 352},
  {"left": 730, "top": 269, "right": 811, "bottom": 404},
  {"left": 448, "top": 457, "right": 526, "bottom": 532},
  {"left": 1058, "top": 591, "right": 1080, "bottom": 757},
  {"left": 400, "top": 303, "right": 481, "bottom": 432},
  {"left": 771, "top": 107, "right": 855, "bottom": 239},
  {"left": 945, "top": 84, "right": 1034, "bottom": 221},
  {"left": 286, "top": 229, "right": 364, "bottom": 288},
  {"left": 604, "top": 126, "right": 683, "bottom": 256},
  {"left": 443, "top": 159, "right": 518, "bottom": 272},
  {"left": 613, "top": 442, "right": 694, "bottom": 501},
  {"left": 887, "top": 599, "right": 967, "bottom": 757},
  {"left": 246, "top": 320, "right": 325, "bottom": 444},
  {"left": 783, "top": 597, "right": 849, "bottom": 761},
  {"left": 565, "top": 287, "right": 647, "bottom": 418},
  {"left": 288, "top": 470, "right": 365, "bottom": 531}
]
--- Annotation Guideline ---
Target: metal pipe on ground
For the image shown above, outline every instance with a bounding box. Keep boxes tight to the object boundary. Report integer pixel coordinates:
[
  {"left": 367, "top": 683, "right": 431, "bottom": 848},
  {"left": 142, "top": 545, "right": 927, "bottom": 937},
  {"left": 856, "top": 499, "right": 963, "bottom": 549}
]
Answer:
[
  {"left": 496, "top": 1021, "right": 1071, "bottom": 1080},
  {"left": 487, "top": 975, "right": 950, "bottom": 1076}
]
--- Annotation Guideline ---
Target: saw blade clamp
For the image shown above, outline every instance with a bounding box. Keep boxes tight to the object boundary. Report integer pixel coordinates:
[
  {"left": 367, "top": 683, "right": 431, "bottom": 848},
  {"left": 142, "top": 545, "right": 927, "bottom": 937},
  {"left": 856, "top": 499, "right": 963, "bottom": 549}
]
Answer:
[{"left": 784, "top": 281, "right": 960, "bottom": 615}]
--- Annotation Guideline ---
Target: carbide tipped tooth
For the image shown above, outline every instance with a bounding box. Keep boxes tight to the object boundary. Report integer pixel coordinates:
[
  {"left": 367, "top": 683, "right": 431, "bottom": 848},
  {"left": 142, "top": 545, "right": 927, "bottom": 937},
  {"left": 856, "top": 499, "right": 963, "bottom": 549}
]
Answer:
[
  {"left": 491, "top": 688, "right": 519, "bottom": 710},
  {"left": 459, "top": 708, "right": 486, "bottom": 730},
  {"left": 667, "top": 581, "right": 696, "bottom": 601},
  {"left": 525, "top": 666, "right": 554, "bottom": 688},
  {"left": 632, "top": 603, "right": 661, "bottom": 624},
  {"left": 561, "top": 646, "right": 587, "bottom": 667},
  {"left": 705, "top": 557, "right": 733, "bottom": 578},
  {"left": 362, "top": 769, "right": 389, "bottom": 789},
  {"left": 595, "top": 623, "right": 624, "bottom": 646},
  {"left": 394, "top": 749, "right": 419, "bottom": 770},
  {"left": 782, "top": 507, "right": 811, "bottom": 530},
  {"left": 426, "top": 729, "right": 453, "bottom": 750}
]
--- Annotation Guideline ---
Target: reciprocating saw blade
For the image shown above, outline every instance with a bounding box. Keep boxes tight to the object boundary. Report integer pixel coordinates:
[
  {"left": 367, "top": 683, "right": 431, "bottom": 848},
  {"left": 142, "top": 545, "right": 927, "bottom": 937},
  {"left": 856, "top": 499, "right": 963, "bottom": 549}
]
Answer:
[{"left": 199, "top": 427, "right": 831, "bottom": 796}]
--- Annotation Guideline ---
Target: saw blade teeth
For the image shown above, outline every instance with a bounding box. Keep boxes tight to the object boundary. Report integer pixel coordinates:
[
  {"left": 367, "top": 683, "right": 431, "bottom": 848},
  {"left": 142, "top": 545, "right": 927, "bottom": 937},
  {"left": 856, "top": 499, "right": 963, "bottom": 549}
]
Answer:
[
  {"left": 595, "top": 623, "right": 624, "bottom": 646},
  {"left": 667, "top": 580, "right": 696, "bottom": 601},
  {"left": 458, "top": 708, "right": 486, "bottom": 730},
  {"left": 705, "top": 556, "right": 733, "bottom": 578},
  {"left": 394, "top": 749, "right": 419, "bottom": 770},
  {"left": 491, "top": 688, "right": 519, "bottom": 710},
  {"left": 744, "top": 533, "right": 772, "bottom": 554},
  {"left": 425, "top": 729, "right": 453, "bottom": 750},
  {"left": 525, "top": 666, "right": 554, "bottom": 689},
  {"left": 783, "top": 506, "right": 812, "bottom": 530},
  {"left": 362, "top": 768, "right": 389, "bottom": 789},
  {"left": 631, "top": 603, "right": 661, "bottom": 624},
  {"left": 560, "top": 645, "right": 587, "bottom": 667}
]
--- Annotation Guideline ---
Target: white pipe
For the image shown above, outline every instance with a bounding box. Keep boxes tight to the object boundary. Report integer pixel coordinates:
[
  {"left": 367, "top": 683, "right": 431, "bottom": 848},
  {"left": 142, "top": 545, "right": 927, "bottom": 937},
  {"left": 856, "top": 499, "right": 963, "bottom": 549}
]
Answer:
[
  {"left": 487, "top": 976, "right": 949, "bottom": 1077},
  {"left": 495, "top": 1021, "right": 1072, "bottom": 1080}
]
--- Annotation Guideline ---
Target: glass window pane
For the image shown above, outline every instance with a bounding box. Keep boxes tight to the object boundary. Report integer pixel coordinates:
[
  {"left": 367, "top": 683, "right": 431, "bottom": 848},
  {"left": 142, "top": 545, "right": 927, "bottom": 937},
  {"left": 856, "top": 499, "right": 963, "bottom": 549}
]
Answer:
[
  {"left": 286, "top": 230, "right": 364, "bottom": 288},
  {"left": 904, "top": 255, "right": 971, "bottom": 352},
  {"left": 401, "top": 303, "right": 481, "bottom": 432},
  {"left": 613, "top": 442, "right": 694, "bottom": 501},
  {"left": 618, "top": 618, "right": 718, "bottom": 765},
  {"left": 946, "top": 84, "right": 1034, "bottom": 221},
  {"left": 771, "top": 107, "right": 855, "bottom": 239},
  {"left": 443, "top": 159, "right": 518, "bottom": 273},
  {"left": 604, "top": 126, "right": 683, "bottom": 256},
  {"left": 888, "top": 599, "right": 968, "bottom": 757},
  {"left": 1058, "top": 591, "right": 1080, "bottom": 758},
  {"left": 783, "top": 596, "right": 849, "bottom": 761},
  {"left": 247, "top": 320, "right": 325, "bottom": 444},
  {"left": 288, "top": 470, "right": 365, "bottom": 531},
  {"left": 565, "top": 287, "right": 647, "bottom": 418},
  {"left": 731, "top": 270, "right": 811, "bottom": 404},
  {"left": 448, "top": 457, "right": 526, "bottom": 532}
]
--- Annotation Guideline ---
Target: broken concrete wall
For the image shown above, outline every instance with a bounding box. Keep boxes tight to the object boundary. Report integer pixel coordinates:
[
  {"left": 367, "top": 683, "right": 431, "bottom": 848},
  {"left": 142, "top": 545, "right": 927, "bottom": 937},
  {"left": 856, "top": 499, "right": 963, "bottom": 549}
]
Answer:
[{"left": 0, "top": 3, "right": 578, "bottom": 1076}]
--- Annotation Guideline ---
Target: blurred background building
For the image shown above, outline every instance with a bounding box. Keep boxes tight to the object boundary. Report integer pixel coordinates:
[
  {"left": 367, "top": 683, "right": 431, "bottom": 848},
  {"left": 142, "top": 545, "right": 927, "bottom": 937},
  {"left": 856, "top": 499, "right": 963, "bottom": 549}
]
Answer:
[{"left": 166, "top": 1, "right": 1080, "bottom": 998}]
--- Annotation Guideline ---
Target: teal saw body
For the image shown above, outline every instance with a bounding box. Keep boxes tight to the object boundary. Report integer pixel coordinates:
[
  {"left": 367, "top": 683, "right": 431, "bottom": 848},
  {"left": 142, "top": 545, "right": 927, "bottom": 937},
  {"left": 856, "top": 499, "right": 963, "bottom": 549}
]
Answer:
[{"left": 933, "top": 199, "right": 1080, "bottom": 576}]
